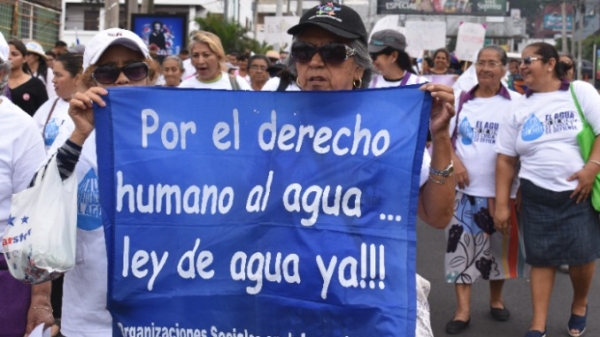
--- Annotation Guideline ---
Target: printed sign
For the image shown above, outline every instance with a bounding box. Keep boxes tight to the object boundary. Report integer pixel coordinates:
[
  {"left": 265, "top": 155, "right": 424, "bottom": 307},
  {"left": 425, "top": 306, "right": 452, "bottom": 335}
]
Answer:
[
  {"left": 131, "top": 14, "right": 187, "bottom": 57},
  {"left": 378, "top": 0, "right": 508, "bottom": 16},
  {"left": 94, "top": 87, "right": 431, "bottom": 336},
  {"left": 405, "top": 21, "right": 447, "bottom": 52},
  {"left": 455, "top": 22, "right": 486, "bottom": 62}
]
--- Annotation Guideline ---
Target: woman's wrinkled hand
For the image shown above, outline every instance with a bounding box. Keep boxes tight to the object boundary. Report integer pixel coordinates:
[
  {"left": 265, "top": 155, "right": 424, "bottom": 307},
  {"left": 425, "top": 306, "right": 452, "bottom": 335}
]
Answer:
[
  {"left": 68, "top": 87, "right": 108, "bottom": 146},
  {"left": 420, "top": 83, "right": 455, "bottom": 137},
  {"left": 24, "top": 305, "right": 54, "bottom": 336},
  {"left": 454, "top": 158, "right": 469, "bottom": 190},
  {"left": 493, "top": 204, "right": 511, "bottom": 236},
  {"left": 567, "top": 164, "right": 599, "bottom": 203}
]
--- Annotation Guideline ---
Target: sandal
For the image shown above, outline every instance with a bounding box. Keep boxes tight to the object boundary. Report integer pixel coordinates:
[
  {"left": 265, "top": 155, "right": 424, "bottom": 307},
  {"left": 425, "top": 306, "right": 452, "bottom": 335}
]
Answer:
[
  {"left": 524, "top": 330, "right": 546, "bottom": 337},
  {"left": 568, "top": 306, "right": 588, "bottom": 337}
]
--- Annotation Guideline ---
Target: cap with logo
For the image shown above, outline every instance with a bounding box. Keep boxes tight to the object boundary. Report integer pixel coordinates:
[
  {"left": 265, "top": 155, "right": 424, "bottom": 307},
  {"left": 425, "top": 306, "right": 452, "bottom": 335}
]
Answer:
[
  {"left": 287, "top": 2, "right": 368, "bottom": 44},
  {"left": 0, "top": 32, "right": 8, "bottom": 62},
  {"left": 25, "top": 40, "right": 47, "bottom": 60},
  {"left": 368, "top": 29, "right": 407, "bottom": 54},
  {"left": 83, "top": 28, "right": 149, "bottom": 71}
]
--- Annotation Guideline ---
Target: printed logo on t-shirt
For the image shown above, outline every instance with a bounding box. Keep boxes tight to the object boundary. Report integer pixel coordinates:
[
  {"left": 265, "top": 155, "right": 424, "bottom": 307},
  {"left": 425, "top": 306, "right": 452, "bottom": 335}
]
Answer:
[
  {"left": 544, "top": 111, "right": 577, "bottom": 134},
  {"left": 459, "top": 117, "right": 498, "bottom": 144},
  {"left": 459, "top": 117, "right": 474, "bottom": 145},
  {"left": 77, "top": 168, "right": 102, "bottom": 231},
  {"left": 44, "top": 118, "right": 63, "bottom": 146},
  {"left": 521, "top": 113, "right": 544, "bottom": 141},
  {"left": 23, "top": 93, "right": 30, "bottom": 101}
]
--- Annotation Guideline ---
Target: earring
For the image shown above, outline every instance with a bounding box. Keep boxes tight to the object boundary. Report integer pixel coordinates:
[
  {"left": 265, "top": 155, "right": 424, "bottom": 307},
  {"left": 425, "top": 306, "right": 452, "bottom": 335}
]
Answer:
[
  {"left": 296, "top": 78, "right": 302, "bottom": 89},
  {"left": 353, "top": 78, "right": 362, "bottom": 89}
]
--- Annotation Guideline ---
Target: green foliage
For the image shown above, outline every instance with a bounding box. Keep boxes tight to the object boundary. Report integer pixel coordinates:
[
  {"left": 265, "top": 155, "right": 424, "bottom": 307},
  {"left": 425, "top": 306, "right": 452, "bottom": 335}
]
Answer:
[
  {"left": 194, "top": 14, "right": 273, "bottom": 54},
  {"left": 555, "top": 34, "right": 600, "bottom": 61}
]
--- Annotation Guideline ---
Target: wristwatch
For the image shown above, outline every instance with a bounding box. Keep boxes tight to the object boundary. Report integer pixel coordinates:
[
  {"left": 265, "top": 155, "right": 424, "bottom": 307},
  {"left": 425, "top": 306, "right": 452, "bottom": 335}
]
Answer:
[{"left": 429, "top": 161, "right": 454, "bottom": 177}]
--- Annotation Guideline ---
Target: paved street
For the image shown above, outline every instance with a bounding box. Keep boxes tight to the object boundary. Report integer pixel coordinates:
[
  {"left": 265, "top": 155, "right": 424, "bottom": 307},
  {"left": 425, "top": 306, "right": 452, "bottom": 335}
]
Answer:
[{"left": 416, "top": 219, "right": 600, "bottom": 337}]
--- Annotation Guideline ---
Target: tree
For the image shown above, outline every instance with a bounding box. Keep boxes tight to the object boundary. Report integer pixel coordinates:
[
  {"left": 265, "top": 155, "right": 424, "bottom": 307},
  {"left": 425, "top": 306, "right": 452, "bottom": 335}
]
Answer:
[{"left": 195, "top": 14, "right": 273, "bottom": 54}]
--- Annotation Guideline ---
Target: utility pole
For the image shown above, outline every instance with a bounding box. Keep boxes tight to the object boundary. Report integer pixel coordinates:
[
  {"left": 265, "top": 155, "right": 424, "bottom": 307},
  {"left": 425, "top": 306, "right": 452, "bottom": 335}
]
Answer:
[
  {"left": 561, "top": 0, "right": 568, "bottom": 54},
  {"left": 577, "top": 0, "right": 583, "bottom": 80},
  {"left": 224, "top": 0, "right": 229, "bottom": 23},
  {"left": 296, "top": 0, "right": 303, "bottom": 16},
  {"left": 104, "top": 0, "right": 119, "bottom": 28},
  {"left": 253, "top": 0, "right": 259, "bottom": 39},
  {"left": 275, "top": 0, "right": 283, "bottom": 51},
  {"left": 141, "top": 0, "right": 154, "bottom": 14},
  {"left": 126, "top": 0, "right": 138, "bottom": 30}
]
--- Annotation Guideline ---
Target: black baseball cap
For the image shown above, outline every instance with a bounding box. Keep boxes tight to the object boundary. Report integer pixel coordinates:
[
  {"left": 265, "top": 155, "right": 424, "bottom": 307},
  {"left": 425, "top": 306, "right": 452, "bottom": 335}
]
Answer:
[
  {"left": 287, "top": 2, "right": 368, "bottom": 44},
  {"left": 369, "top": 29, "right": 407, "bottom": 53}
]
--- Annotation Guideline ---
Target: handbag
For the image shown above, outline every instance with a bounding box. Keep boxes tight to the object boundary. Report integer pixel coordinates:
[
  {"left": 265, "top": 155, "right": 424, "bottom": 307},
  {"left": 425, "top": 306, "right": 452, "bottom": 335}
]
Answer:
[
  {"left": 2, "top": 154, "right": 78, "bottom": 284},
  {"left": 570, "top": 83, "right": 600, "bottom": 212}
]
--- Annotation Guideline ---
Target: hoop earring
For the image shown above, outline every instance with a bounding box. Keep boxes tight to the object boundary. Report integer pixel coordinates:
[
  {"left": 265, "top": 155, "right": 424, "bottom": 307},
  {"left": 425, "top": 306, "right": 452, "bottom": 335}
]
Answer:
[{"left": 353, "top": 78, "right": 362, "bottom": 89}]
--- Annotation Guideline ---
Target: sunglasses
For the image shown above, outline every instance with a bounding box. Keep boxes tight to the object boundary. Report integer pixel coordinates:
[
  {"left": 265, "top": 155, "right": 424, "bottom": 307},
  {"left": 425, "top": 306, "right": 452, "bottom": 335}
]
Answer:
[
  {"left": 92, "top": 62, "right": 149, "bottom": 84},
  {"left": 291, "top": 42, "right": 356, "bottom": 65},
  {"left": 520, "top": 56, "right": 544, "bottom": 66}
]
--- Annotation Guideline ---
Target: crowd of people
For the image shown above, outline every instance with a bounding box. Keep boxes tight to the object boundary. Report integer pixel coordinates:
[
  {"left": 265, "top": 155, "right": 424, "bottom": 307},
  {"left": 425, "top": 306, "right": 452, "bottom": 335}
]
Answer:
[{"left": 0, "top": 2, "right": 599, "bottom": 337}]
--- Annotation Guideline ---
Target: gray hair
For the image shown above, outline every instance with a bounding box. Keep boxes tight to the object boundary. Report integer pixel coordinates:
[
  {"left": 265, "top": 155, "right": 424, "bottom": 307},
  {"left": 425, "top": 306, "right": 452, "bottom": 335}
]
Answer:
[
  {"left": 286, "top": 36, "right": 373, "bottom": 89},
  {"left": 477, "top": 45, "right": 508, "bottom": 66},
  {"left": 0, "top": 59, "right": 11, "bottom": 92},
  {"left": 162, "top": 55, "right": 184, "bottom": 72}
]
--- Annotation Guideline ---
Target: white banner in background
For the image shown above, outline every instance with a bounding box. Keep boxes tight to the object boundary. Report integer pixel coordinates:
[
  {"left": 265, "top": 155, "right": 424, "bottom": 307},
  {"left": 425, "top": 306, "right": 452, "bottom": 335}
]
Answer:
[
  {"left": 264, "top": 16, "right": 299, "bottom": 51},
  {"left": 455, "top": 22, "right": 486, "bottom": 62}
]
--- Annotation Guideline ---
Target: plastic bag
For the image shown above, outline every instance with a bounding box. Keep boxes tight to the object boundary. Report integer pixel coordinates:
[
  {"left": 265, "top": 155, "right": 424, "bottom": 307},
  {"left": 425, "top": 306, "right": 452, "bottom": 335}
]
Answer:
[{"left": 2, "top": 154, "right": 77, "bottom": 284}]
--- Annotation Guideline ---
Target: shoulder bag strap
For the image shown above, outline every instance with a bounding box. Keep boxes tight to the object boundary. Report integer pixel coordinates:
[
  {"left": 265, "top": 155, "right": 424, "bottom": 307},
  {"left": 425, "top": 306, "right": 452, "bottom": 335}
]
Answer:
[
  {"left": 42, "top": 98, "right": 60, "bottom": 136},
  {"left": 400, "top": 72, "right": 411, "bottom": 86},
  {"left": 570, "top": 82, "right": 586, "bottom": 124}
]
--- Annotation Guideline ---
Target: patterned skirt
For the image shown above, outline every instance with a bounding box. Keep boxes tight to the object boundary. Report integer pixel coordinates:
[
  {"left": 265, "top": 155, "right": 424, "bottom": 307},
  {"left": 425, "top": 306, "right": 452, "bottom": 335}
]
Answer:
[{"left": 444, "top": 192, "right": 527, "bottom": 284}]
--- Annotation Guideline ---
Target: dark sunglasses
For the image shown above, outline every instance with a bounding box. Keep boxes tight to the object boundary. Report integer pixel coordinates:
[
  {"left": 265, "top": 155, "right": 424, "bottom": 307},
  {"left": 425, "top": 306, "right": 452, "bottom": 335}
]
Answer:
[
  {"left": 291, "top": 42, "right": 356, "bottom": 65},
  {"left": 520, "top": 56, "right": 544, "bottom": 66},
  {"left": 92, "top": 62, "right": 149, "bottom": 84}
]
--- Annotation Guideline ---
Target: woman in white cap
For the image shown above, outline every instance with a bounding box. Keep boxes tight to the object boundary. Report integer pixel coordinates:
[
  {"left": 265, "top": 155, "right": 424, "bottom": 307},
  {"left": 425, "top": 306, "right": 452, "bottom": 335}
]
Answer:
[
  {"left": 368, "top": 29, "right": 428, "bottom": 88},
  {"left": 26, "top": 40, "right": 56, "bottom": 98},
  {"left": 7, "top": 39, "right": 48, "bottom": 116},
  {"left": 32, "top": 27, "right": 159, "bottom": 336},
  {"left": 179, "top": 31, "right": 251, "bottom": 90},
  {"left": 0, "top": 32, "right": 52, "bottom": 336}
]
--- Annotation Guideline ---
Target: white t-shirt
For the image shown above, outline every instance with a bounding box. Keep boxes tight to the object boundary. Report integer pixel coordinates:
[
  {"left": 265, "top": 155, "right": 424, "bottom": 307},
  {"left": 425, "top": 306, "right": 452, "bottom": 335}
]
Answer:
[
  {"left": 182, "top": 58, "right": 196, "bottom": 80},
  {"left": 261, "top": 76, "right": 301, "bottom": 91},
  {"left": 34, "top": 70, "right": 56, "bottom": 99},
  {"left": 32, "top": 98, "right": 74, "bottom": 152},
  {"left": 369, "top": 72, "right": 428, "bottom": 88},
  {"left": 496, "top": 80, "right": 600, "bottom": 192},
  {"left": 451, "top": 88, "right": 521, "bottom": 197},
  {"left": 179, "top": 72, "right": 252, "bottom": 90},
  {"left": 48, "top": 128, "right": 111, "bottom": 337},
  {"left": 0, "top": 96, "right": 45, "bottom": 241}
]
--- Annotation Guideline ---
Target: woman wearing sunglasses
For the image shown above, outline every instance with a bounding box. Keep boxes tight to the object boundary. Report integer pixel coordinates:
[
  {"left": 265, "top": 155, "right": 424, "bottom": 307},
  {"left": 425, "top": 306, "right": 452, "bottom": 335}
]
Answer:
[
  {"left": 368, "top": 29, "right": 427, "bottom": 88},
  {"left": 495, "top": 42, "right": 600, "bottom": 337},
  {"left": 32, "top": 28, "right": 158, "bottom": 336},
  {"left": 179, "top": 31, "right": 251, "bottom": 90},
  {"left": 287, "top": 3, "right": 455, "bottom": 336}
]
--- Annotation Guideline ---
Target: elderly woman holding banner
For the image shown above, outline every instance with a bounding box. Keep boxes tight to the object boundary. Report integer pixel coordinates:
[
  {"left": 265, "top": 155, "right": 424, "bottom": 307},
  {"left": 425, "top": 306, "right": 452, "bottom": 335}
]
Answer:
[{"left": 286, "top": 2, "right": 455, "bottom": 336}]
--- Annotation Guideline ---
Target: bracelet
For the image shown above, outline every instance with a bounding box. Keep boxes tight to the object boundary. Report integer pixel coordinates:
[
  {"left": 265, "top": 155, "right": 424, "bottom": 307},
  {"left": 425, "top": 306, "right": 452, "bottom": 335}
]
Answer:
[
  {"left": 32, "top": 306, "right": 53, "bottom": 313},
  {"left": 589, "top": 159, "right": 600, "bottom": 167},
  {"left": 429, "top": 161, "right": 454, "bottom": 177},
  {"left": 428, "top": 174, "right": 446, "bottom": 185}
]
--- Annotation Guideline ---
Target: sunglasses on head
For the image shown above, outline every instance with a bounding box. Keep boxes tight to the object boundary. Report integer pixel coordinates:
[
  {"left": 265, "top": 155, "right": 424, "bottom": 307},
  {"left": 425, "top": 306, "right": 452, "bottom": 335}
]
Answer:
[
  {"left": 520, "top": 56, "right": 544, "bottom": 66},
  {"left": 92, "top": 62, "right": 149, "bottom": 84},
  {"left": 291, "top": 42, "right": 356, "bottom": 65}
]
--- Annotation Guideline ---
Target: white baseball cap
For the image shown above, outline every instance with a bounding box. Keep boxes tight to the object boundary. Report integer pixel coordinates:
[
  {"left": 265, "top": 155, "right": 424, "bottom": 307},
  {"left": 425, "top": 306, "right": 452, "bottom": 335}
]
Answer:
[
  {"left": 0, "top": 32, "right": 9, "bottom": 62},
  {"left": 83, "top": 28, "right": 149, "bottom": 71}
]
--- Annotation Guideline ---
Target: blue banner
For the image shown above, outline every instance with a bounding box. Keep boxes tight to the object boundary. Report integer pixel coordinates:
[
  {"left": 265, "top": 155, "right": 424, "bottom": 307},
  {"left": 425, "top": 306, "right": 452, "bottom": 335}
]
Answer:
[{"left": 95, "top": 86, "right": 431, "bottom": 337}]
